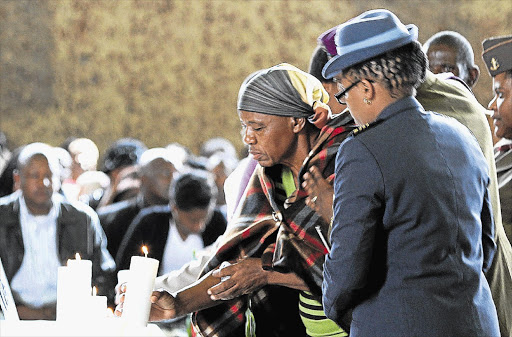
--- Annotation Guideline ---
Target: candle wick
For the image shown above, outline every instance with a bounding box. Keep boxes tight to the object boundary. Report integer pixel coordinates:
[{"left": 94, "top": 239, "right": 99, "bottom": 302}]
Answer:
[{"left": 142, "top": 245, "right": 149, "bottom": 258}]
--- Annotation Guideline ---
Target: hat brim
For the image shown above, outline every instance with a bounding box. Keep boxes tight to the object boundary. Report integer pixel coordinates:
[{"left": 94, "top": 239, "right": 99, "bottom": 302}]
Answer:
[{"left": 322, "top": 25, "right": 418, "bottom": 79}]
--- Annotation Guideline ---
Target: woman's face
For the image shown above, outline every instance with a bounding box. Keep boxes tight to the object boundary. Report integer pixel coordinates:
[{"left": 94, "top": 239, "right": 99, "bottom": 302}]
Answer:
[
  {"left": 333, "top": 75, "right": 366, "bottom": 125},
  {"left": 239, "top": 110, "right": 298, "bottom": 168},
  {"left": 489, "top": 72, "right": 512, "bottom": 139}
]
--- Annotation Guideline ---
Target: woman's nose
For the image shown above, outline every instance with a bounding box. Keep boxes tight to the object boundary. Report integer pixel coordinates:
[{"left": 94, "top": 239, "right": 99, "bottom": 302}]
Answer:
[{"left": 244, "top": 130, "right": 255, "bottom": 145}]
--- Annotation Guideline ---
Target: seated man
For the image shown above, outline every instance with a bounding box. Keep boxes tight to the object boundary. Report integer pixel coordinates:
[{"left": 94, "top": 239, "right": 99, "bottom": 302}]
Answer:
[
  {"left": 115, "top": 170, "right": 226, "bottom": 275},
  {"left": 98, "top": 147, "right": 178, "bottom": 259},
  {"left": 0, "top": 142, "right": 115, "bottom": 319}
]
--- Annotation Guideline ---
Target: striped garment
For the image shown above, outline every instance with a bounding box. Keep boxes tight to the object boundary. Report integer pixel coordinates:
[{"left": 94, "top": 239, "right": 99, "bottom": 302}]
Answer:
[
  {"left": 192, "top": 112, "right": 355, "bottom": 337},
  {"left": 282, "top": 168, "right": 346, "bottom": 337},
  {"left": 299, "top": 291, "right": 347, "bottom": 337}
]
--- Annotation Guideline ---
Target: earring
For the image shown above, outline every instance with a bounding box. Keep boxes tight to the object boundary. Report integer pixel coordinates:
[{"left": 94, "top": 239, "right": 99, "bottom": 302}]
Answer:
[{"left": 363, "top": 98, "right": 372, "bottom": 105}]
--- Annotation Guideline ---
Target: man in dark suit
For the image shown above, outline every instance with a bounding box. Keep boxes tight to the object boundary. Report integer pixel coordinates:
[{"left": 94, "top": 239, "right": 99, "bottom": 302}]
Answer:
[{"left": 0, "top": 142, "right": 115, "bottom": 319}]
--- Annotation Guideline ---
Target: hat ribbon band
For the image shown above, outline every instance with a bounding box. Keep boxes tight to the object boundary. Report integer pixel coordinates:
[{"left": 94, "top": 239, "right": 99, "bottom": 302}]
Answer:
[{"left": 336, "top": 28, "right": 410, "bottom": 57}]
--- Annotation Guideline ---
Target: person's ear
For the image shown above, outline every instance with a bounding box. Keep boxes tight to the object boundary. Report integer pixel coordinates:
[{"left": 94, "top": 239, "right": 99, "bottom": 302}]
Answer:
[
  {"left": 292, "top": 117, "right": 307, "bottom": 133},
  {"left": 13, "top": 169, "right": 21, "bottom": 191},
  {"left": 169, "top": 203, "right": 178, "bottom": 218},
  {"left": 467, "top": 65, "right": 480, "bottom": 88},
  {"left": 361, "top": 79, "right": 376, "bottom": 101}
]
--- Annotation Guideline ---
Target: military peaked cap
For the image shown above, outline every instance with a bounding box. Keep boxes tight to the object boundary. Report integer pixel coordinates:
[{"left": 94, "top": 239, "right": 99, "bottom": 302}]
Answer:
[{"left": 482, "top": 35, "right": 512, "bottom": 77}]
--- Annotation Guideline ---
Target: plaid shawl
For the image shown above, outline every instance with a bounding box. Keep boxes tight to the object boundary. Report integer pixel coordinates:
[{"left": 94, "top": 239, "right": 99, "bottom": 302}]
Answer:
[{"left": 192, "top": 112, "right": 355, "bottom": 337}]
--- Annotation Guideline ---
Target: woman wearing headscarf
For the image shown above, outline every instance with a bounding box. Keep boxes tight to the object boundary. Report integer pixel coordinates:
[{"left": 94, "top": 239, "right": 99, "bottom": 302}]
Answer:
[
  {"left": 321, "top": 9, "right": 500, "bottom": 336},
  {"left": 140, "top": 63, "right": 355, "bottom": 336}
]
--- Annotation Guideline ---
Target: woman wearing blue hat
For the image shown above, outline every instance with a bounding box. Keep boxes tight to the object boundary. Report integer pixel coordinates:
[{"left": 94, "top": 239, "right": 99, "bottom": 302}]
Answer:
[{"left": 321, "top": 9, "right": 500, "bottom": 336}]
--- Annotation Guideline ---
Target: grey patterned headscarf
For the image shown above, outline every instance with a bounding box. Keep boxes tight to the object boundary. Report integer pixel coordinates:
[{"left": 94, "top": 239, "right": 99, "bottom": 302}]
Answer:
[{"left": 237, "top": 63, "right": 332, "bottom": 129}]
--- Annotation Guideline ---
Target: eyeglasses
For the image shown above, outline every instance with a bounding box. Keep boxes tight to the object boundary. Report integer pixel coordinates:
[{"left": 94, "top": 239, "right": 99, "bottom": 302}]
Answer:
[{"left": 334, "top": 80, "right": 361, "bottom": 105}]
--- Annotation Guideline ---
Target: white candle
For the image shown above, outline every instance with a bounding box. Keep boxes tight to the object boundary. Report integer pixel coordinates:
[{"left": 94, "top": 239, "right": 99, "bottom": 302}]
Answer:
[
  {"left": 117, "top": 269, "right": 131, "bottom": 286},
  {"left": 88, "top": 287, "right": 108, "bottom": 320},
  {"left": 121, "top": 247, "right": 159, "bottom": 328},
  {"left": 67, "top": 253, "right": 92, "bottom": 299},
  {"left": 56, "top": 266, "right": 73, "bottom": 322},
  {"left": 57, "top": 253, "right": 93, "bottom": 323}
]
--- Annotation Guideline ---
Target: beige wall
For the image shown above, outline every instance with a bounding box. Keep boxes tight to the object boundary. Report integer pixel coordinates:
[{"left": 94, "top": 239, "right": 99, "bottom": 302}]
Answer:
[{"left": 1, "top": 0, "right": 511, "bottom": 156}]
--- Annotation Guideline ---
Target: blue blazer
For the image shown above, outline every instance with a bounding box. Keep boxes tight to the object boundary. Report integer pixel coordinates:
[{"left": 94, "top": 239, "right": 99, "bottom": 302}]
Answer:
[{"left": 323, "top": 97, "right": 500, "bottom": 337}]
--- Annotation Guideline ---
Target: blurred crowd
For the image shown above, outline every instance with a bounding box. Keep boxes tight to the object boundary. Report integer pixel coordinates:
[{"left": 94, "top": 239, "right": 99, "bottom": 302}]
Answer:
[{"left": 0, "top": 134, "right": 240, "bottom": 314}]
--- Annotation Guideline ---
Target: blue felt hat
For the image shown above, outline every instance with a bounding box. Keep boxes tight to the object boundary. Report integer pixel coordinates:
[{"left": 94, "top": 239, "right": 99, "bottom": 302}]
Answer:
[{"left": 322, "top": 9, "right": 418, "bottom": 79}]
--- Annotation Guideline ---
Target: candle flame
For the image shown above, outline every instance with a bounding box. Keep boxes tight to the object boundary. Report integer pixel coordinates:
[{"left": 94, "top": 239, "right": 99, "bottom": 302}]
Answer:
[
  {"left": 142, "top": 246, "right": 148, "bottom": 258},
  {"left": 75, "top": 253, "right": 81, "bottom": 261},
  {"left": 92, "top": 286, "right": 97, "bottom": 296}
]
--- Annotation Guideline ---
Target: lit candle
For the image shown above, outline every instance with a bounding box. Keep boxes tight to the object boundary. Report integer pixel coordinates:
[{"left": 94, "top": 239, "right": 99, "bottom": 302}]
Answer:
[
  {"left": 57, "top": 253, "right": 93, "bottom": 323},
  {"left": 121, "top": 246, "right": 159, "bottom": 327},
  {"left": 67, "top": 253, "right": 92, "bottom": 299}
]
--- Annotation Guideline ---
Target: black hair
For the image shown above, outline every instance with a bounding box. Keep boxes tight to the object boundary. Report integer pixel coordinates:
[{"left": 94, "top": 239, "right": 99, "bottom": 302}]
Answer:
[
  {"left": 169, "top": 170, "right": 217, "bottom": 211},
  {"left": 308, "top": 45, "right": 334, "bottom": 83},
  {"left": 101, "top": 138, "right": 147, "bottom": 175},
  {"left": 0, "top": 146, "right": 23, "bottom": 198},
  {"left": 344, "top": 41, "right": 427, "bottom": 98}
]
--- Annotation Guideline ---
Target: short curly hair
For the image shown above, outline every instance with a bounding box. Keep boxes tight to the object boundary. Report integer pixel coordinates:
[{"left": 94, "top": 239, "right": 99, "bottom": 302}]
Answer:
[{"left": 343, "top": 41, "right": 427, "bottom": 98}]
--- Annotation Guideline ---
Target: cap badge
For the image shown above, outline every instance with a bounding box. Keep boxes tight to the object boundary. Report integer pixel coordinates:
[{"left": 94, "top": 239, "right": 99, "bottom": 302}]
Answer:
[{"left": 490, "top": 57, "right": 500, "bottom": 71}]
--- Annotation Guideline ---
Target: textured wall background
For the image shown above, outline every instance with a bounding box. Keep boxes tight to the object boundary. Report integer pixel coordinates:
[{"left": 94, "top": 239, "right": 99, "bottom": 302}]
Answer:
[{"left": 1, "top": 0, "right": 511, "bottom": 156}]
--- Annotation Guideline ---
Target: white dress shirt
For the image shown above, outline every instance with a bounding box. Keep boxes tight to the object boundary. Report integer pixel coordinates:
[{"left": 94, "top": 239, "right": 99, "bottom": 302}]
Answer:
[
  {"left": 160, "top": 220, "right": 204, "bottom": 276},
  {"left": 10, "top": 195, "right": 62, "bottom": 308}
]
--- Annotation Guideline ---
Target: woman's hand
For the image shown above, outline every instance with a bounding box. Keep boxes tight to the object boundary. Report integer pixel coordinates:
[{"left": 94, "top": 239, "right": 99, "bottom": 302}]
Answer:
[
  {"left": 302, "top": 166, "right": 334, "bottom": 223},
  {"left": 149, "top": 290, "right": 178, "bottom": 321},
  {"left": 114, "top": 282, "right": 178, "bottom": 321},
  {"left": 207, "top": 258, "right": 268, "bottom": 300},
  {"left": 207, "top": 258, "right": 310, "bottom": 301},
  {"left": 114, "top": 282, "right": 127, "bottom": 316}
]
